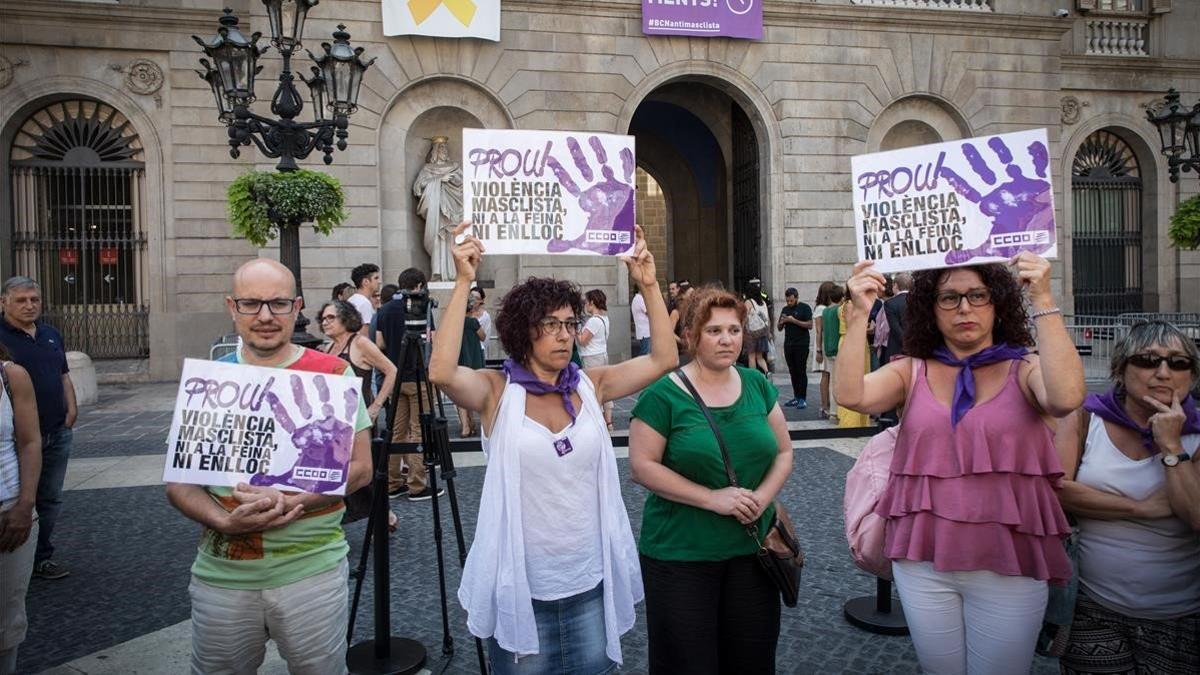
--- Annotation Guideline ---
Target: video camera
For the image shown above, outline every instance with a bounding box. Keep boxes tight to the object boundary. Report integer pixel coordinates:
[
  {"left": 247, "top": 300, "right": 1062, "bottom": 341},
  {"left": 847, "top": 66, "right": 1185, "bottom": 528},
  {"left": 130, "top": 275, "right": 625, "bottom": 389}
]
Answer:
[{"left": 399, "top": 288, "right": 438, "bottom": 331}]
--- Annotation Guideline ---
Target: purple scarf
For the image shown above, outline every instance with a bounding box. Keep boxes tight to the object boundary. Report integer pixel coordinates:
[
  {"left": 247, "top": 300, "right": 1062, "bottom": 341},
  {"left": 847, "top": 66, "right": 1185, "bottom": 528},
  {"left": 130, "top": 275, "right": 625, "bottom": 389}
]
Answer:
[
  {"left": 932, "top": 343, "right": 1029, "bottom": 427},
  {"left": 1083, "top": 387, "right": 1200, "bottom": 454},
  {"left": 503, "top": 358, "right": 581, "bottom": 421}
]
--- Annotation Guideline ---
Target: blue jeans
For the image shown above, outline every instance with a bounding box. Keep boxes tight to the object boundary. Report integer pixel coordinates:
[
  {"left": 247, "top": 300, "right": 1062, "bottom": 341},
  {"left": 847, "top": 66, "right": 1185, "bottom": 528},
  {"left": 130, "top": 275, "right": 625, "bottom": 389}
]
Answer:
[
  {"left": 487, "top": 582, "right": 615, "bottom": 675},
  {"left": 638, "top": 338, "right": 650, "bottom": 356},
  {"left": 35, "top": 426, "right": 72, "bottom": 563}
]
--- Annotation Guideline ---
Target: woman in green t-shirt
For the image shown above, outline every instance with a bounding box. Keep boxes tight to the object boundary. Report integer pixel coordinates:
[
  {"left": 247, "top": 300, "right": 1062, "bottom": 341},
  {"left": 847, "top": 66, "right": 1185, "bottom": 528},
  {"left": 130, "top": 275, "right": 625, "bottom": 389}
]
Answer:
[{"left": 629, "top": 286, "right": 795, "bottom": 675}]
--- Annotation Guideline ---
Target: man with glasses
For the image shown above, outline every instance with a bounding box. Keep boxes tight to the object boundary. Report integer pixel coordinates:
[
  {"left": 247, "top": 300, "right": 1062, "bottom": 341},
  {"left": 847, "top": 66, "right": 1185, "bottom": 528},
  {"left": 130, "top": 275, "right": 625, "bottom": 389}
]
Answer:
[
  {"left": 165, "top": 258, "right": 372, "bottom": 674},
  {"left": 0, "top": 276, "right": 76, "bottom": 581}
]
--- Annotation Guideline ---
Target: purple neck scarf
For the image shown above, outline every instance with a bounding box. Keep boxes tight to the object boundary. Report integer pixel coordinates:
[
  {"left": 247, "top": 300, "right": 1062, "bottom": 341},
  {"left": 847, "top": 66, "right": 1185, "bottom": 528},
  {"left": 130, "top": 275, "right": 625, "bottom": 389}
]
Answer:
[
  {"left": 503, "top": 358, "right": 581, "bottom": 421},
  {"left": 931, "top": 343, "right": 1029, "bottom": 427},
  {"left": 1084, "top": 387, "right": 1200, "bottom": 454}
]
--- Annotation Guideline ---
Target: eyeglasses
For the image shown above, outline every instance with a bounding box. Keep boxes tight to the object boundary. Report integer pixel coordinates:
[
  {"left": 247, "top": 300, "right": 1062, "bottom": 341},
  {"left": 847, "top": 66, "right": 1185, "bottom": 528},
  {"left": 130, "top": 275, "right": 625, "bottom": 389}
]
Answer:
[
  {"left": 537, "top": 317, "right": 584, "bottom": 335},
  {"left": 1127, "top": 353, "right": 1195, "bottom": 372},
  {"left": 935, "top": 289, "right": 991, "bottom": 311},
  {"left": 233, "top": 297, "right": 296, "bottom": 315},
  {"left": 319, "top": 314, "right": 338, "bottom": 324}
]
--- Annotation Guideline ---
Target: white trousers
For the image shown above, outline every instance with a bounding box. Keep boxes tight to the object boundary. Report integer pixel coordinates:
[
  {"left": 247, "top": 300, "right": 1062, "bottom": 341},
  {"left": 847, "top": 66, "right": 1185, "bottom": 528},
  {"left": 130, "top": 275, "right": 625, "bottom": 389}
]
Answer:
[
  {"left": 892, "top": 560, "right": 1047, "bottom": 675},
  {"left": 188, "top": 558, "right": 349, "bottom": 675},
  {"left": 0, "top": 503, "right": 37, "bottom": 675}
]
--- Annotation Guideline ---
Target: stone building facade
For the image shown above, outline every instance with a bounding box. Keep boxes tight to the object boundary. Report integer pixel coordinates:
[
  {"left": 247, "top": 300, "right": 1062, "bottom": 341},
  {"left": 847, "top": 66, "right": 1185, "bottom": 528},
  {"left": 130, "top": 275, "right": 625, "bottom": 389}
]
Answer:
[{"left": 2, "top": 0, "right": 1198, "bottom": 379}]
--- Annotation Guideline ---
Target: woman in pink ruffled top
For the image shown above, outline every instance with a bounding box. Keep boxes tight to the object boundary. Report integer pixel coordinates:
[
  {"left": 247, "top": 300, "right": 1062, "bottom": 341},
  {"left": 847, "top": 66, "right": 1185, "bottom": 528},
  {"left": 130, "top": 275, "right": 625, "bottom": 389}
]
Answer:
[{"left": 836, "top": 254, "right": 1085, "bottom": 674}]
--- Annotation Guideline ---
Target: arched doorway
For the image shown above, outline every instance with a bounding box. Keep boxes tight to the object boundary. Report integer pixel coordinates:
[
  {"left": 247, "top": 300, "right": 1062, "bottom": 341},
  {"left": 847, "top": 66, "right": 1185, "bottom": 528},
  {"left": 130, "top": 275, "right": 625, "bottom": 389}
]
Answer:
[
  {"left": 1071, "top": 129, "right": 1143, "bottom": 316},
  {"left": 7, "top": 99, "right": 150, "bottom": 358}
]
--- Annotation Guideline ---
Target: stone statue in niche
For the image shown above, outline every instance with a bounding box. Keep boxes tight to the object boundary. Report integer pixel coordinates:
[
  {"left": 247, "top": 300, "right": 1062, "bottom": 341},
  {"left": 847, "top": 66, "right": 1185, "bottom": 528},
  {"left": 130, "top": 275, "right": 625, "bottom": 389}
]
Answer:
[{"left": 413, "top": 136, "right": 463, "bottom": 281}]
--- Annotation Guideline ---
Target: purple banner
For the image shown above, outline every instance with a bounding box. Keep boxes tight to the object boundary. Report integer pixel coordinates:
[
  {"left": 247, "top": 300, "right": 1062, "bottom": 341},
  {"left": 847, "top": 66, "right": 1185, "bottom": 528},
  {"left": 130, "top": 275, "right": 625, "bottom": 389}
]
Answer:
[{"left": 642, "top": 0, "right": 762, "bottom": 40}]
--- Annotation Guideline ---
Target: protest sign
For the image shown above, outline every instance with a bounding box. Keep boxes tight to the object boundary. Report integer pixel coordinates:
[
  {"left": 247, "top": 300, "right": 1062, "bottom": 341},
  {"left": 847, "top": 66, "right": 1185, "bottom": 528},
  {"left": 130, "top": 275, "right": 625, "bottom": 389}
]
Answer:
[
  {"left": 851, "top": 128, "right": 1057, "bottom": 274},
  {"left": 642, "top": 0, "right": 762, "bottom": 39},
  {"left": 382, "top": 0, "right": 500, "bottom": 41},
  {"left": 462, "top": 128, "right": 636, "bottom": 257},
  {"left": 162, "top": 358, "right": 360, "bottom": 495}
]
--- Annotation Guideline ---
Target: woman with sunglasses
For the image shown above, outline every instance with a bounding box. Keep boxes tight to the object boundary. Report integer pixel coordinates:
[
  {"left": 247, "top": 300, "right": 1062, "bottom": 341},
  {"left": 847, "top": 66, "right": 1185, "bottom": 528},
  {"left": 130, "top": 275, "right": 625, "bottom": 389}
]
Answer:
[
  {"left": 317, "top": 300, "right": 396, "bottom": 422},
  {"left": 1054, "top": 321, "right": 1200, "bottom": 674},
  {"left": 836, "top": 253, "right": 1085, "bottom": 674},
  {"left": 430, "top": 222, "right": 676, "bottom": 674}
]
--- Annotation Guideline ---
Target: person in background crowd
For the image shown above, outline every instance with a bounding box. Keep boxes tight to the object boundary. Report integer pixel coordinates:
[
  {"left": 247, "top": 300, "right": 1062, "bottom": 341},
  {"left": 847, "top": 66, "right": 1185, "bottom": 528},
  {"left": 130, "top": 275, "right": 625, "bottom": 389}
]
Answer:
[
  {"left": 331, "top": 282, "right": 354, "bottom": 302},
  {"left": 866, "top": 275, "right": 892, "bottom": 372},
  {"left": 431, "top": 222, "right": 675, "bottom": 673},
  {"left": 816, "top": 284, "right": 845, "bottom": 421},
  {"left": 751, "top": 279, "right": 776, "bottom": 373},
  {"left": 317, "top": 300, "right": 395, "bottom": 421},
  {"left": 836, "top": 255, "right": 1084, "bottom": 675},
  {"left": 1055, "top": 321, "right": 1200, "bottom": 674},
  {"left": 456, "top": 296, "right": 486, "bottom": 438},
  {"left": 368, "top": 284, "right": 399, "bottom": 346},
  {"left": 877, "top": 272, "right": 913, "bottom": 427},
  {"left": 630, "top": 286, "right": 793, "bottom": 674},
  {"left": 667, "top": 281, "right": 680, "bottom": 314},
  {"left": 743, "top": 279, "right": 771, "bottom": 376},
  {"left": 371, "top": 288, "right": 382, "bottom": 311},
  {"left": 632, "top": 289, "right": 651, "bottom": 356},
  {"left": 669, "top": 280, "right": 693, "bottom": 360},
  {"left": 579, "top": 289, "right": 614, "bottom": 431},
  {"left": 777, "top": 287, "right": 812, "bottom": 409},
  {"left": 812, "top": 281, "right": 835, "bottom": 418},
  {"left": 166, "top": 258, "right": 372, "bottom": 674},
  {"left": 348, "top": 263, "right": 381, "bottom": 334},
  {"left": 0, "top": 343, "right": 41, "bottom": 675},
  {"left": 472, "top": 286, "right": 492, "bottom": 360},
  {"left": 0, "top": 276, "right": 76, "bottom": 581},
  {"left": 836, "top": 297, "right": 871, "bottom": 429}
]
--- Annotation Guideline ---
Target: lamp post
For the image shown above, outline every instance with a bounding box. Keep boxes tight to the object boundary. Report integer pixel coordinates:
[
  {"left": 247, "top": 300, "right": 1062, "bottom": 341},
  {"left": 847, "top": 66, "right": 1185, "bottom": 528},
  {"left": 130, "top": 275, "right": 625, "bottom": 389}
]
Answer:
[
  {"left": 194, "top": 3, "right": 375, "bottom": 346},
  {"left": 1146, "top": 88, "right": 1200, "bottom": 183}
]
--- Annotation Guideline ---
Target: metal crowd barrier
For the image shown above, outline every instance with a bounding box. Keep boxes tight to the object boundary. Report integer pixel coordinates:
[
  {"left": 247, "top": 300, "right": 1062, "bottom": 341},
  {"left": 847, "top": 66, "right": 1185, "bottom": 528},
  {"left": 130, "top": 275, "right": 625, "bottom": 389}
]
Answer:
[{"left": 210, "top": 332, "right": 239, "bottom": 361}]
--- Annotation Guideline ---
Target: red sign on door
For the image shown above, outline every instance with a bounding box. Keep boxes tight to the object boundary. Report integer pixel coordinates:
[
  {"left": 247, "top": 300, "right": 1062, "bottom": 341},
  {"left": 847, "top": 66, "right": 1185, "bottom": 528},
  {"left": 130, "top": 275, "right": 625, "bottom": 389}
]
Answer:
[
  {"left": 59, "top": 248, "right": 79, "bottom": 266},
  {"left": 99, "top": 247, "right": 120, "bottom": 266}
]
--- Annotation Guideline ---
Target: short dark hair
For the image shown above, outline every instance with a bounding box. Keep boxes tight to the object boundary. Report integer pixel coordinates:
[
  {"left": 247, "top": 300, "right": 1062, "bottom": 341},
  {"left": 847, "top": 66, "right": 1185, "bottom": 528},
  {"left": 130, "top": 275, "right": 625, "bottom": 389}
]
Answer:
[
  {"left": 903, "top": 263, "right": 1033, "bottom": 359},
  {"left": 585, "top": 289, "right": 607, "bottom": 311},
  {"left": 496, "top": 277, "right": 584, "bottom": 366},
  {"left": 380, "top": 284, "right": 399, "bottom": 305},
  {"left": 319, "top": 299, "right": 363, "bottom": 334},
  {"left": 827, "top": 285, "right": 844, "bottom": 304},
  {"left": 397, "top": 267, "right": 426, "bottom": 291},
  {"left": 351, "top": 263, "right": 379, "bottom": 289},
  {"left": 331, "top": 282, "right": 353, "bottom": 300},
  {"left": 471, "top": 286, "right": 486, "bottom": 300},
  {"left": 785, "top": 287, "right": 798, "bottom": 298}
]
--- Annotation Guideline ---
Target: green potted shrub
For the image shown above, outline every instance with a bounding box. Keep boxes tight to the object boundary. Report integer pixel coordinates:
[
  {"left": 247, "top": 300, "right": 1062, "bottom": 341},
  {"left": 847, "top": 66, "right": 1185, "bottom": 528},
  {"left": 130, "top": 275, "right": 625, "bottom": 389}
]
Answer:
[
  {"left": 1169, "top": 194, "right": 1200, "bottom": 251},
  {"left": 227, "top": 169, "right": 348, "bottom": 246}
]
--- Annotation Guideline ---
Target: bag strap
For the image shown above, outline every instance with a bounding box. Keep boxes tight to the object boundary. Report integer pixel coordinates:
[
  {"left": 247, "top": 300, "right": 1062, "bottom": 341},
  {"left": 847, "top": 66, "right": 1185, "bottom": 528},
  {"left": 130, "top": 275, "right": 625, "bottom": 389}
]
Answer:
[{"left": 0, "top": 361, "right": 10, "bottom": 404}]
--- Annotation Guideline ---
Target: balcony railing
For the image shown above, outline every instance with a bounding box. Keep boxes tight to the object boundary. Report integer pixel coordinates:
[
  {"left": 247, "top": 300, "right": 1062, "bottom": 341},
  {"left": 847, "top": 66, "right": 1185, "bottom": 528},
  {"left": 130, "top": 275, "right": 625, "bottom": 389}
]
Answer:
[
  {"left": 1085, "top": 17, "right": 1149, "bottom": 56},
  {"left": 851, "top": 0, "right": 992, "bottom": 10}
]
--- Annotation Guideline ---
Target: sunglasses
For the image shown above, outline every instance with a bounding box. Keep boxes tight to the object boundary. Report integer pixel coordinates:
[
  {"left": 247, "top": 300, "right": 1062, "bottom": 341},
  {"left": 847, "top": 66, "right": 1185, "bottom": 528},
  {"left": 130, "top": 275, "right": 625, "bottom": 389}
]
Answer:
[{"left": 1127, "top": 353, "right": 1195, "bottom": 372}]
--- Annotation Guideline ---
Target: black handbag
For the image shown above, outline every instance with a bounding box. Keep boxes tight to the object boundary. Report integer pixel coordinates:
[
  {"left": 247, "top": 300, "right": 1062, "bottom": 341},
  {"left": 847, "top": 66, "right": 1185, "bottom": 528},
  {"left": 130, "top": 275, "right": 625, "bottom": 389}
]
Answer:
[{"left": 674, "top": 368, "right": 805, "bottom": 607}]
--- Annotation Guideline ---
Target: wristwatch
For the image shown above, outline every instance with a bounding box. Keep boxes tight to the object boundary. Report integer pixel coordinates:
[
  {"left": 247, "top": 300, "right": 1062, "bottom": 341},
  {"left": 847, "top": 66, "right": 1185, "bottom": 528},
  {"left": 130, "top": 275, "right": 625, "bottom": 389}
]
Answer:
[{"left": 1162, "top": 451, "right": 1192, "bottom": 467}]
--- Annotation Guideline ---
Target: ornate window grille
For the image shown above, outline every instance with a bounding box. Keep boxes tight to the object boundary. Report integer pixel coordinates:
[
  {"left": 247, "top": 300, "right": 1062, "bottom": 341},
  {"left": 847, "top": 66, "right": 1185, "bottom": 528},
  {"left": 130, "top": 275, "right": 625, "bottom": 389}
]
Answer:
[{"left": 8, "top": 99, "right": 150, "bottom": 358}]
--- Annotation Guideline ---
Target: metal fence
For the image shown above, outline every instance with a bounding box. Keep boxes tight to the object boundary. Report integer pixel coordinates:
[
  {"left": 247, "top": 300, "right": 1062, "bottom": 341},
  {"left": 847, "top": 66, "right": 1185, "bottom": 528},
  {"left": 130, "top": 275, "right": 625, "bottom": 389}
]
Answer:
[{"left": 1063, "top": 314, "right": 1200, "bottom": 384}]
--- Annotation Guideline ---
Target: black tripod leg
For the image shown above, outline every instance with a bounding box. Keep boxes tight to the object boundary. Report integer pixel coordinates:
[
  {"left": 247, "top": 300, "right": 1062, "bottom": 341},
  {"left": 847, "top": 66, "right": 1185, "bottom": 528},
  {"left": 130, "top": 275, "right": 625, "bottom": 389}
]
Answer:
[{"left": 347, "top": 438, "right": 388, "bottom": 643}]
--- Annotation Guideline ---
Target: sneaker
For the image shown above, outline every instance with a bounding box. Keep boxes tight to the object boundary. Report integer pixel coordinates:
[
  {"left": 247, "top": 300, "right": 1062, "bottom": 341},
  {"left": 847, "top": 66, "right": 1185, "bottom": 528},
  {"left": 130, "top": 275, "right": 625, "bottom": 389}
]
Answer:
[
  {"left": 407, "top": 487, "right": 446, "bottom": 502},
  {"left": 388, "top": 485, "right": 409, "bottom": 499},
  {"left": 782, "top": 398, "right": 796, "bottom": 408},
  {"left": 795, "top": 399, "right": 807, "bottom": 410},
  {"left": 34, "top": 560, "right": 70, "bottom": 580}
]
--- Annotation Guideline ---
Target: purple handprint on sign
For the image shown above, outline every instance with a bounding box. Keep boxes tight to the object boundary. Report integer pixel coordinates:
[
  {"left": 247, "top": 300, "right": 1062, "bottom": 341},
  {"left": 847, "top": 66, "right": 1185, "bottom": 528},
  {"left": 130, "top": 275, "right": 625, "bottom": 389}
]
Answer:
[
  {"left": 939, "top": 136, "right": 1054, "bottom": 265},
  {"left": 250, "top": 373, "right": 358, "bottom": 494},
  {"left": 545, "top": 135, "right": 636, "bottom": 255}
]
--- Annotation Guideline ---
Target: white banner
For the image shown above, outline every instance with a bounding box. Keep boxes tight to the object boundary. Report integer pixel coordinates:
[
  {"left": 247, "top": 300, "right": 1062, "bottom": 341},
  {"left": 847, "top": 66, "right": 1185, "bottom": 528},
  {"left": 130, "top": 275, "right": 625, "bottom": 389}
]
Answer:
[
  {"left": 162, "top": 359, "right": 360, "bottom": 495},
  {"left": 462, "top": 128, "right": 637, "bottom": 257},
  {"left": 382, "top": 0, "right": 500, "bottom": 40},
  {"left": 850, "top": 128, "right": 1057, "bottom": 273}
]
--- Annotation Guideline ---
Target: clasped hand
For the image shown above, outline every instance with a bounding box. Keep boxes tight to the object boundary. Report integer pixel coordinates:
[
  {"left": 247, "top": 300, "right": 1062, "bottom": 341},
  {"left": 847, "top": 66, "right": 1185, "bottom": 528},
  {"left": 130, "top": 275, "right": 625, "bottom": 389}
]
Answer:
[
  {"left": 708, "top": 486, "right": 765, "bottom": 525},
  {"left": 220, "top": 482, "right": 305, "bottom": 535}
]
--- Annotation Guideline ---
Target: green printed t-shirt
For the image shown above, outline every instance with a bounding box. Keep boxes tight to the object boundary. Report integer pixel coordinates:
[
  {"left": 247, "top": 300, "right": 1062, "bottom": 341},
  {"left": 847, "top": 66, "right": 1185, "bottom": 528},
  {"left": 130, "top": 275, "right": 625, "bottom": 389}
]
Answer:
[
  {"left": 190, "top": 346, "right": 372, "bottom": 590},
  {"left": 632, "top": 366, "right": 780, "bottom": 562}
]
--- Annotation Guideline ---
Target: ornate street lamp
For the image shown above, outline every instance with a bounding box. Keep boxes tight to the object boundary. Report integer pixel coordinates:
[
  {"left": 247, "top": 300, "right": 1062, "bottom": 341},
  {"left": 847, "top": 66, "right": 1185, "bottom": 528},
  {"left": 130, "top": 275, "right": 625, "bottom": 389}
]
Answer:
[
  {"left": 1147, "top": 88, "right": 1200, "bottom": 183},
  {"left": 194, "top": 5, "right": 375, "bottom": 346}
]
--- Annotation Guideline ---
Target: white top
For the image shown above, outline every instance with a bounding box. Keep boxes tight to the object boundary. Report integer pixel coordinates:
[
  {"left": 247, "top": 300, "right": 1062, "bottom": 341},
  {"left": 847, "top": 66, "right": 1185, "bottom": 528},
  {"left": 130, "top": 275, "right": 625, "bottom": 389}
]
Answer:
[
  {"left": 478, "top": 310, "right": 493, "bottom": 354},
  {"left": 1076, "top": 414, "right": 1200, "bottom": 620},
  {"left": 631, "top": 293, "right": 650, "bottom": 340},
  {"left": 519, "top": 404, "right": 605, "bottom": 600},
  {"left": 348, "top": 292, "right": 375, "bottom": 324},
  {"left": 579, "top": 315, "right": 609, "bottom": 357},
  {"left": 0, "top": 363, "right": 18, "bottom": 503},
  {"left": 459, "top": 371, "right": 642, "bottom": 663}
]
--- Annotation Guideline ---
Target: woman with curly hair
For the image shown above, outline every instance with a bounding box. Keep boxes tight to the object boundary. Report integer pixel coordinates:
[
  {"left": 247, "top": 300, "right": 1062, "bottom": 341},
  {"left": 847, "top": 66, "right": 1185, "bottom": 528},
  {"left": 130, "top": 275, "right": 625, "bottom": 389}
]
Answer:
[
  {"left": 835, "top": 254, "right": 1085, "bottom": 674},
  {"left": 430, "top": 222, "right": 677, "bottom": 674}
]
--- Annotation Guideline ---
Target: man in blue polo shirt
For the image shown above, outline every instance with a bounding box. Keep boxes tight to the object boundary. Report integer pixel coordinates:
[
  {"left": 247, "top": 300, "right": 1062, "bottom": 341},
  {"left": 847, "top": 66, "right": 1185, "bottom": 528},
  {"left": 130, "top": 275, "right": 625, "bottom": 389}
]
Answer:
[{"left": 0, "top": 276, "right": 76, "bottom": 580}]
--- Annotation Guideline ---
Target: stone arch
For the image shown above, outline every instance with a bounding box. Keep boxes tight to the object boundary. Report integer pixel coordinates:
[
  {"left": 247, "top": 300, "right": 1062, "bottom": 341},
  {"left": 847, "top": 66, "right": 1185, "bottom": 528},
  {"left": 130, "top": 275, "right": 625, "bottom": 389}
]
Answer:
[
  {"left": 1061, "top": 115, "right": 1167, "bottom": 312},
  {"left": 867, "top": 95, "right": 972, "bottom": 152},
  {"left": 377, "top": 77, "right": 512, "bottom": 283}
]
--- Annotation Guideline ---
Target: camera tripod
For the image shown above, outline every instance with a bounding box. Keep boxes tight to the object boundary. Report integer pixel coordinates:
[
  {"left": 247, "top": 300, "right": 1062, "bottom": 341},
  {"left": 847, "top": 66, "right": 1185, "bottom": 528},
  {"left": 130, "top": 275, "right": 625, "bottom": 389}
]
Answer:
[{"left": 346, "top": 322, "right": 485, "bottom": 674}]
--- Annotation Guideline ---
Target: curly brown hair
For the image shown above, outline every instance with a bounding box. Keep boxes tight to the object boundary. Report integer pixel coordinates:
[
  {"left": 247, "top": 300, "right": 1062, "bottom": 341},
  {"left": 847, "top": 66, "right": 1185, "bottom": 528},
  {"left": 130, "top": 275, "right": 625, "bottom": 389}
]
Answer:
[
  {"left": 681, "top": 286, "right": 747, "bottom": 356},
  {"left": 903, "top": 264, "right": 1033, "bottom": 358},
  {"left": 496, "top": 277, "right": 584, "bottom": 365}
]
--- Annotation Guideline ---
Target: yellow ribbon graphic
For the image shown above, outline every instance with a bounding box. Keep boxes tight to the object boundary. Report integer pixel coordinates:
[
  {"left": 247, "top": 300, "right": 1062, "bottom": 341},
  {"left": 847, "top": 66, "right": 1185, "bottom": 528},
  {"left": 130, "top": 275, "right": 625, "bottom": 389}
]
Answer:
[{"left": 408, "top": 0, "right": 477, "bottom": 26}]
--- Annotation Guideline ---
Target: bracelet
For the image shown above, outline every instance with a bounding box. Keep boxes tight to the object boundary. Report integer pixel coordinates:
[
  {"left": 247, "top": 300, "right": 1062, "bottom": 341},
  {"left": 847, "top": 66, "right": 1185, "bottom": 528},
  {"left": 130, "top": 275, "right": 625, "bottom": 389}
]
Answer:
[{"left": 1030, "top": 307, "right": 1062, "bottom": 320}]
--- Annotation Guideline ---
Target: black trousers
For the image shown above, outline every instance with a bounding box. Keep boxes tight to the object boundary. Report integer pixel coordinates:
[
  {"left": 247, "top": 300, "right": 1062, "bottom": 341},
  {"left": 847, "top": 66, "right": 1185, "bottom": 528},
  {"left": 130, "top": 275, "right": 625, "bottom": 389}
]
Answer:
[
  {"left": 783, "top": 342, "right": 809, "bottom": 402},
  {"left": 641, "top": 553, "right": 781, "bottom": 675}
]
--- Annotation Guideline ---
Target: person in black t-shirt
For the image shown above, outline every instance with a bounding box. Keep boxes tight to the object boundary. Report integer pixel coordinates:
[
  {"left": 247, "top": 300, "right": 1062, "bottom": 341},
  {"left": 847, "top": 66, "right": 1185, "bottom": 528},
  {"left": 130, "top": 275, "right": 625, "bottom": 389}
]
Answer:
[{"left": 776, "top": 287, "right": 813, "bottom": 408}]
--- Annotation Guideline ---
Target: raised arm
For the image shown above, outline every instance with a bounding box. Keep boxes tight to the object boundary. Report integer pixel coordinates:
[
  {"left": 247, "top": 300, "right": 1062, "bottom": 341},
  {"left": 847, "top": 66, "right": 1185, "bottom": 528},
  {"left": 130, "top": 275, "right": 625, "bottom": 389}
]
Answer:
[
  {"left": 1014, "top": 253, "right": 1085, "bottom": 417},
  {"left": 355, "top": 337, "right": 397, "bottom": 421},
  {"left": 835, "top": 261, "right": 907, "bottom": 413},
  {"left": 428, "top": 222, "right": 503, "bottom": 415},
  {"left": 1147, "top": 394, "right": 1200, "bottom": 530},
  {"left": 589, "top": 226, "right": 678, "bottom": 403}
]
